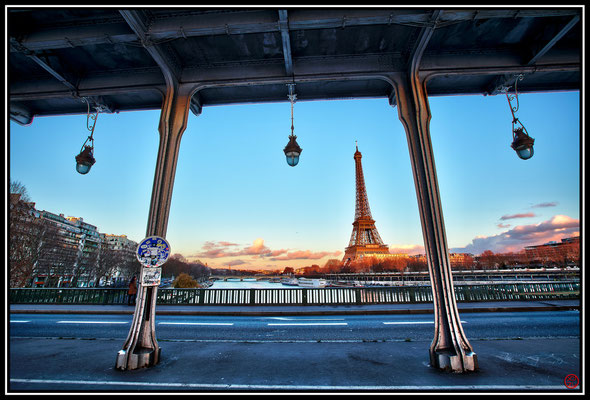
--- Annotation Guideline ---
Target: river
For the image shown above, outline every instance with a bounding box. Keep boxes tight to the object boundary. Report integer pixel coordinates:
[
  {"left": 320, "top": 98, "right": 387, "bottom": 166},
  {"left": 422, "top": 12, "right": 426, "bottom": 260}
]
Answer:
[{"left": 208, "top": 279, "right": 297, "bottom": 289}]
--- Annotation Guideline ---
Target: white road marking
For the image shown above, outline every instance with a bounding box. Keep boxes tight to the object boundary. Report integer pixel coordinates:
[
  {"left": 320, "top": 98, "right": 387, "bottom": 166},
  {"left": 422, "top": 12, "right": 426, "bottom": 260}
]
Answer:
[
  {"left": 56, "top": 321, "right": 128, "bottom": 324},
  {"left": 268, "top": 323, "right": 348, "bottom": 326},
  {"left": 268, "top": 317, "right": 345, "bottom": 321},
  {"left": 8, "top": 378, "right": 567, "bottom": 391},
  {"left": 10, "top": 320, "right": 30, "bottom": 323},
  {"left": 383, "top": 321, "right": 467, "bottom": 325},
  {"left": 158, "top": 322, "right": 233, "bottom": 326}
]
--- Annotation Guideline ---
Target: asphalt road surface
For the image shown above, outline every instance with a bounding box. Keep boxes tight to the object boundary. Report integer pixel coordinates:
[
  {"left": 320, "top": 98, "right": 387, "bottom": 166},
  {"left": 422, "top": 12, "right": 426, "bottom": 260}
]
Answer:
[
  {"left": 8, "top": 310, "right": 581, "bottom": 393},
  {"left": 9, "top": 310, "right": 580, "bottom": 342}
]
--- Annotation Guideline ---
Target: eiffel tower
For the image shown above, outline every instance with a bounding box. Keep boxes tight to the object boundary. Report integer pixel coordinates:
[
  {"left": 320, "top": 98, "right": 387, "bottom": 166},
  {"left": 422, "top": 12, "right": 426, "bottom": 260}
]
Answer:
[{"left": 343, "top": 144, "right": 390, "bottom": 263}]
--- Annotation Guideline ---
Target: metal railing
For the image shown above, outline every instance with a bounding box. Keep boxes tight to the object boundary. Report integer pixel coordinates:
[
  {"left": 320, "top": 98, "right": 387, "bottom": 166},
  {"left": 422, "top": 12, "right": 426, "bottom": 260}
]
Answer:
[{"left": 9, "top": 282, "right": 580, "bottom": 306}]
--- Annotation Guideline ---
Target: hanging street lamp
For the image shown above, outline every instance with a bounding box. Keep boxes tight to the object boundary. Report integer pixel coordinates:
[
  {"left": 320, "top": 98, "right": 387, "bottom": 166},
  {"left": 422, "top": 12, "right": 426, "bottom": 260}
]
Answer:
[
  {"left": 511, "top": 127, "right": 535, "bottom": 160},
  {"left": 75, "top": 98, "right": 101, "bottom": 174},
  {"left": 505, "top": 75, "right": 535, "bottom": 160},
  {"left": 283, "top": 83, "right": 302, "bottom": 167},
  {"left": 75, "top": 144, "right": 95, "bottom": 174}
]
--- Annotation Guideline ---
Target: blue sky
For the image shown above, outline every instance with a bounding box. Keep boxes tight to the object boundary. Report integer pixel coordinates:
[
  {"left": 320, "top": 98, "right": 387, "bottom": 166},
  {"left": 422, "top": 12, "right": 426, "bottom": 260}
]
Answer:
[{"left": 8, "top": 90, "right": 581, "bottom": 270}]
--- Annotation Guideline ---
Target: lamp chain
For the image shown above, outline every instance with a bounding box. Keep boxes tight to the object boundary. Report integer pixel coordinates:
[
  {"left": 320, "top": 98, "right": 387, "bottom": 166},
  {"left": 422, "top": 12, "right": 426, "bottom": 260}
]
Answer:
[
  {"left": 81, "top": 97, "right": 100, "bottom": 150},
  {"left": 503, "top": 74, "right": 529, "bottom": 139},
  {"left": 288, "top": 83, "right": 296, "bottom": 136}
]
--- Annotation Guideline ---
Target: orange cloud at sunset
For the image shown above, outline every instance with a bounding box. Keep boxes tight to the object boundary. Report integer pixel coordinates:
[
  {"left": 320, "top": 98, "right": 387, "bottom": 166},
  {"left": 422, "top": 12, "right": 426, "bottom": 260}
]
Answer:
[
  {"left": 451, "top": 214, "right": 579, "bottom": 255},
  {"left": 270, "top": 250, "right": 342, "bottom": 261},
  {"left": 388, "top": 244, "right": 425, "bottom": 255},
  {"left": 188, "top": 238, "right": 341, "bottom": 270},
  {"left": 191, "top": 238, "right": 289, "bottom": 259},
  {"left": 500, "top": 212, "right": 536, "bottom": 220}
]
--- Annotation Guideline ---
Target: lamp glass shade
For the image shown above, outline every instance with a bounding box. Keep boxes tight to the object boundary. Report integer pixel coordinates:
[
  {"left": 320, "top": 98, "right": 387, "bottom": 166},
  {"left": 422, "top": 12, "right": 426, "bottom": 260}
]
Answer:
[
  {"left": 285, "top": 152, "right": 300, "bottom": 167},
  {"left": 75, "top": 146, "right": 95, "bottom": 174},
  {"left": 76, "top": 163, "right": 92, "bottom": 174},
  {"left": 515, "top": 146, "right": 534, "bottom": 160},
  {"left": 283, "top": 135, "right": 302, "bottom": 167}
]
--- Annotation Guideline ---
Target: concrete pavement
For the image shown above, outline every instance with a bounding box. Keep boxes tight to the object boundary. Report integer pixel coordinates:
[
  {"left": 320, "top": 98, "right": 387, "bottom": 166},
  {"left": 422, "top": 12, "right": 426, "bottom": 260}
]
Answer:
[{"left": 8, "top": 299, "right": 581, "bottom": 316}]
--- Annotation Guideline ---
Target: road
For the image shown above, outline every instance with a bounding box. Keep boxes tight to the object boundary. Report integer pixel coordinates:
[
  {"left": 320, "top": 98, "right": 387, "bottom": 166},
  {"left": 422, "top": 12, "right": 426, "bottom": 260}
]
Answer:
[
  {"left": 8, "top": 310, "right": 582, "bottom": 392},
  {"left": 9, "top": 310, "right": 580, "bottom": 342}
]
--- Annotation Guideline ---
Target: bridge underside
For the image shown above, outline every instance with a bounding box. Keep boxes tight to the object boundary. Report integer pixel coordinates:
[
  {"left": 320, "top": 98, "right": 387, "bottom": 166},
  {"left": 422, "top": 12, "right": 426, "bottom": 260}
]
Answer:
[{"left": 8, "top": 8, "right": 581, "bottom": 124}]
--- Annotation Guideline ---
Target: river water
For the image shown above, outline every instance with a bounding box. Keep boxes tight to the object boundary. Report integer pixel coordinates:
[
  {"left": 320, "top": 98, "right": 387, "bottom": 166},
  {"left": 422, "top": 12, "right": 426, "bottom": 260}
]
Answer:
[{"left": 208, "top": 279, "right": 297, "bottom": 289}]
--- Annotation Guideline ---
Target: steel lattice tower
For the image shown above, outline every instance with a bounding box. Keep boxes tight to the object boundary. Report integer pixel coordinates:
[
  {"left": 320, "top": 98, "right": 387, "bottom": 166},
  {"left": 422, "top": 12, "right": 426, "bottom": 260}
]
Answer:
[{"left": 343, "top": 145, "right": 389, "bottom": 262}]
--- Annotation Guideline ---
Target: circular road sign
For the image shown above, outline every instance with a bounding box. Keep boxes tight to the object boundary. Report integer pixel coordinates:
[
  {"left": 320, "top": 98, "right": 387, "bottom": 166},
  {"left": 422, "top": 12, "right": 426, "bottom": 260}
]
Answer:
[{"left": 136, "top": 236, "right": 171, "bottom": 267}]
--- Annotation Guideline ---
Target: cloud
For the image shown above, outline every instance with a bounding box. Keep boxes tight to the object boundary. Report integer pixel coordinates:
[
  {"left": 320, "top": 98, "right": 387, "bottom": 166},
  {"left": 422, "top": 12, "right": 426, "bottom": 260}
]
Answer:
[
  {"left": 193, "top": 241, "right": 236, "bottom": 258},
  {"left": 235, "top": 238, "right": 290, "bottom": 258},
  {"left": 193, "top": 238, "right": 289, "bottom": 259},
  {"left": 227, "top": 259, "right": 247, "bottom": 266},
  {"left": 496, "top": 223, "right": 511, "bottom": 229},
  {"left": 531, "top": 202, "right": 558, "bottom": 208},
  {"left": 500, "top": 212, "right": 536, "bottom": 220},
  {"left": 271, "top": 250, "right": 342, "bottom": 261},
  {"left": 218, "top": 241, "right": 239, "bottom": 247},
  {"left": 388, "top": 244, "right": 425, "bottom": 255},
  {"left": 451, "top": 215, "right": 579, "bottom": 255}
]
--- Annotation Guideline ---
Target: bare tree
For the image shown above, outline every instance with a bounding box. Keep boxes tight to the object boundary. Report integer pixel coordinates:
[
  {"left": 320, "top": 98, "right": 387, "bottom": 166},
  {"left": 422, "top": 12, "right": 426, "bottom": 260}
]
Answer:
[
  {"left": 9, "top": 214, "right": 43, "bottom": 287},
  {"left": 10, "top": 180, "right": 31, "bottom": 202},
  {"left": 91, "top": 245, "right": 126, "bottom": 285},
  {"left": 32, "top": 221, "right": 79, "bottom": 287},
  {"left": 118, "top": 258, "right": 142, "bottom": 285},
  {"left": 9, "top": 192, "right": 47, "bottom": 287}
]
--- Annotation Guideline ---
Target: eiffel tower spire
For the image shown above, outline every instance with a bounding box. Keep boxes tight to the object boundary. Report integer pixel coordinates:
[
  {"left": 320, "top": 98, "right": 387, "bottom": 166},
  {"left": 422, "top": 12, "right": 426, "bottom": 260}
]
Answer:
[{"left": 344, "top": 144, "right": 389, "bottom": 262}]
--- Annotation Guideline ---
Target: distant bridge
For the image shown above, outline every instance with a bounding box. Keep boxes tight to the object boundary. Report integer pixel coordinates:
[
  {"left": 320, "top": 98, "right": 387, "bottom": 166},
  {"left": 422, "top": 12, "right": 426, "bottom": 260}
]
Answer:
[
  {"left": 208, "top": 268, "right": 579, "bottom": 284},
  {"left": 326, "top": 267, "right": 580, "bottom": 284},
  {"left": 209, "top": 275, "right": 286, "bottom": 282}
]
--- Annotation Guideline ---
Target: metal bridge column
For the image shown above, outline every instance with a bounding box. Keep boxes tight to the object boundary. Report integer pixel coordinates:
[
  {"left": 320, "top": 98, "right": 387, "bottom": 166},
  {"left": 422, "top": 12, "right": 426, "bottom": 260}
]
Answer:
[
  {"left": 391, "top": 72, "right": 478, "bottom": 373},
  {"left": 115, "top": 82, "right": 194, "bottom": 370}
]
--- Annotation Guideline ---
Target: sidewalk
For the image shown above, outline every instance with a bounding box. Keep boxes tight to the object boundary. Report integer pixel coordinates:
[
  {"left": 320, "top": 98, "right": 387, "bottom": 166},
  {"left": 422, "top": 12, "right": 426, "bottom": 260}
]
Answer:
[{"left": 9, "top": 299, "right": 580, "bottom": 316}]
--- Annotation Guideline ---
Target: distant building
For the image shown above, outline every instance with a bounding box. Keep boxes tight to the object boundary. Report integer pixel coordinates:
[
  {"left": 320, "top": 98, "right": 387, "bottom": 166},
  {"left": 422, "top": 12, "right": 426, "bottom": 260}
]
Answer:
[
  {"left": 408, "top": 254, "right": 427, "bottom": 263},
  {"left": 449, "top": 253, "right": 475, "bottom": 269},
  {"left": 103, "top": 233, "right": 137, "bottom": 252},
  {"left": 9, "top": 199, "right": 138, "bottom": 287},
  {"left": 524, "top": 236, "right": 580, "bottom": 265},
  {"left": 8, "top": 193, "right": 144, "bottom": 287},
  {"left": 31, "top": 212, "right": 101, "bottom": 287},
  {"left": 100, "top": 233, "right": 139, "bottom": 284}
]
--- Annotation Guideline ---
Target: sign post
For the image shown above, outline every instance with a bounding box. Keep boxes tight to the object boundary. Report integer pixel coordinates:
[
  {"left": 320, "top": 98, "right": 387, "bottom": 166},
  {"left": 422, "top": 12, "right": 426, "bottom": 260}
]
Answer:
[
  {"left": 116, "top": 236, "right": 170, "bottom": 370},
  {"left": 136, "top": 236, "right": 170, "bottom": 287}
]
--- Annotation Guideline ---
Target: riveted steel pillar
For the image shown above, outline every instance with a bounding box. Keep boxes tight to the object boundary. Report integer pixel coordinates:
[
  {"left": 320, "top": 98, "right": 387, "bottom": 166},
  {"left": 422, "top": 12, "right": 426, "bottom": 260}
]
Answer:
[
  {"left": 115, "top": 82, "right": 193, "bottom": 370},
  {"left": 392, "top": 72, "right": 478, "bottom": 373}
]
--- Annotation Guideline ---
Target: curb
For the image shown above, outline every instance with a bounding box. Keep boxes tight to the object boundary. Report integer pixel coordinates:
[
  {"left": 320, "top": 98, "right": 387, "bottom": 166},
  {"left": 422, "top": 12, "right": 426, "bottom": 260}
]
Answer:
[{"left": 9, "top": 305, "right": 579, "bottom": 316}]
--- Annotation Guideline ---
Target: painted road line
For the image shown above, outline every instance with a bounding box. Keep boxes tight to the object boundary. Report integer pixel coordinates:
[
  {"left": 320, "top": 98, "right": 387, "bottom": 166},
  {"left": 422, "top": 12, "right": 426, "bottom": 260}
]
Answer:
[
  {"left": 158, "top": 322, "right": 234, "bottom": 326},
  {"left": 268, "top": 323, "right": 348, "bottom": 326},
  {"left": 56, "top": 321, "right": 129, "bottom": 324},
  {"left": 268, "top": 317, "right": 345, "bottom": 321},
  {"left": 383, "top": 321, "right": 467, "bottom": 325},
  {"left": 9, "top": 378, "right": 568, "bottom": 391},
  {"left": 9, "top": 320, "right": 30, "bottom": 323}
]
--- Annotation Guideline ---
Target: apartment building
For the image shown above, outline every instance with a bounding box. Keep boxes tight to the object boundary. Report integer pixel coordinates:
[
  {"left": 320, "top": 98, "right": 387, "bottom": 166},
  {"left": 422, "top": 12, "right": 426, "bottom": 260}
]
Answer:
[{"left": 524, "top": 236, "right": 580, "bottom": 265}]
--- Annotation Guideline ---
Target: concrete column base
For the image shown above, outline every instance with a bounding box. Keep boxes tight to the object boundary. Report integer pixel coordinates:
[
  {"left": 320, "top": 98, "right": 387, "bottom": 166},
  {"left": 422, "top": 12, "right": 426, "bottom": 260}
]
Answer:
[
  {"left": 430, "top": 349, "right": 478, "bottom": 373},
  {"left": 116, "top": 347, "right": 161, "bottom": 371}
]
